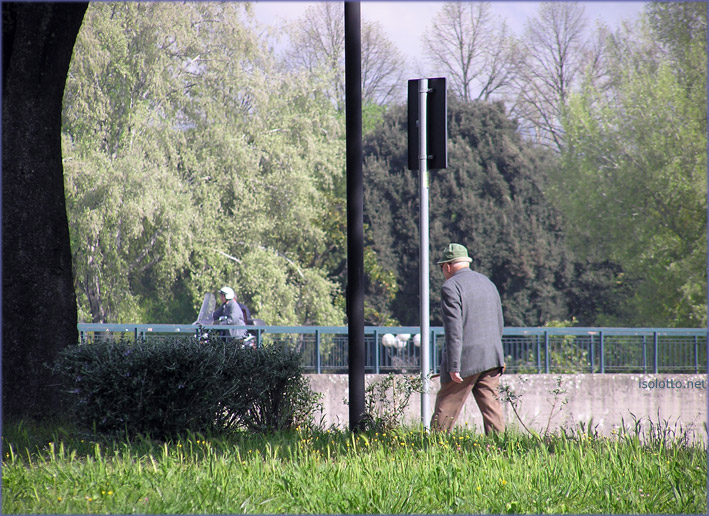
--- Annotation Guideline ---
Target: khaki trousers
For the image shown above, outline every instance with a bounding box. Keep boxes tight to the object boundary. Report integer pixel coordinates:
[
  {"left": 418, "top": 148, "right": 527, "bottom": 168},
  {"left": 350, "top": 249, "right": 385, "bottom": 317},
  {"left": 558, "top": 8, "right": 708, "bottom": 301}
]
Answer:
[{"left": 431, "top": 367, "right": 505, "bottom": 434}]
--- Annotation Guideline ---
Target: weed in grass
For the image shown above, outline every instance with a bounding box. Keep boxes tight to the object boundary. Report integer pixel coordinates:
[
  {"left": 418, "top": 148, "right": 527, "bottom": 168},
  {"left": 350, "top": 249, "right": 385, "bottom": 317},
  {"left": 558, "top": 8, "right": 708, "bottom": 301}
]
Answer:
[
  {"left": 344, "top": 372, "right": 427, "bottom": 433},
  {"left": 544, "top": 376, "right": 569, "bottom": 436},
  {"left": 498, "top": 376, "right": 539, "bottom": 439}
]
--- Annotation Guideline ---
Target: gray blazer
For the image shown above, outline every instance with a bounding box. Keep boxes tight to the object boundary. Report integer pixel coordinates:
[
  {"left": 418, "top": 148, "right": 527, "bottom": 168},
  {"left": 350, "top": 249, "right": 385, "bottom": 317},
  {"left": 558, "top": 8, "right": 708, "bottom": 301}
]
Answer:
[{"left": 439, "top": 268, "right": 504, "bottom": 383}]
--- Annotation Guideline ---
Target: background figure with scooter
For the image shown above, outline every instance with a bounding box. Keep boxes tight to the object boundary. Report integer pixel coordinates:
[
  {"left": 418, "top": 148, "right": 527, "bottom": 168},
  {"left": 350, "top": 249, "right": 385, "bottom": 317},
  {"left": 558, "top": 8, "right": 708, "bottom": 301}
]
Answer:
[{"left": 212, "top": 286, "right": 248, "bottom": 343}]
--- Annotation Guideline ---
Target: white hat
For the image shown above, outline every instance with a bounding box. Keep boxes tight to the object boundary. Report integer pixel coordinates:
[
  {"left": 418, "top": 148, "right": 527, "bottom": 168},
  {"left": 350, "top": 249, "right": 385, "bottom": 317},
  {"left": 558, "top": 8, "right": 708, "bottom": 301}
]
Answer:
[{"left": 219, "top": 286, "right": 235, "bottom": 300}]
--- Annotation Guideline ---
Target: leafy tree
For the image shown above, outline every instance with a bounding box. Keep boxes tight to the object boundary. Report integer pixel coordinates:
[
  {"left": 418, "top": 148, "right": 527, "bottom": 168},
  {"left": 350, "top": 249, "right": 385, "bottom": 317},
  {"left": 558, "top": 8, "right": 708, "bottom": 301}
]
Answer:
[
  {"left": 63, "top": 2, "right": 228, "bottom": 323},
  {"left": 558, "top": 4, "right": 707, "bottom": 326},
  {"left": 62, "top": 2, "right": 346, "bottom": 326},
  {"left": 646, "top": 1, "right": 707, "bottom": 71},
  {"left": 177, "top": 54, "right": 347, "bottom": 326},
  {"left": 362, "top": 98, "right": 622, "bottom": 326}
]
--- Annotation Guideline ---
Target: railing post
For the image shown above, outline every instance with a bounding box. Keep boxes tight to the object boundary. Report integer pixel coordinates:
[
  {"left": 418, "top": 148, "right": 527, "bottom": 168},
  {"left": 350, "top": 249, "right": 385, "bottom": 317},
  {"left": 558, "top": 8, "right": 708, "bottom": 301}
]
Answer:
[
  {"left": 599, "top": 331, "right": 605, "bottom": 374},
  {"left": 589, "top": 333, "right": 595, "bottom": 373},
  {"left": 642, "top": 334, "right": 647, "bottom": 373},
  {"left": 374, "top": 330, "right": 380, "bottom": 374},
  {"left": 694, "top": 335, "right": 699, "bottom": 374},
  {"left": 315, "top": 330, "right": 321, "bottom": 375},
  {"left": 535, "top": 334, "right": 541, "bottom": 373},
  {"left": 653, "top": 331, "right": 659, "bottom": 374},
  {"left": 544, "top": 331, "right": 549, "bottom": 374}
]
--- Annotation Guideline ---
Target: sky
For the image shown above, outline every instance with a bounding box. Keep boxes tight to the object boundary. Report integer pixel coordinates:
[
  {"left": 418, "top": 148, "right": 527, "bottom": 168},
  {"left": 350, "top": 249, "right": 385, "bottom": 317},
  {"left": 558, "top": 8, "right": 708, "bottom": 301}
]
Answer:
[{"left": 251, "top": 1, "right": 646, "bottom": 78}]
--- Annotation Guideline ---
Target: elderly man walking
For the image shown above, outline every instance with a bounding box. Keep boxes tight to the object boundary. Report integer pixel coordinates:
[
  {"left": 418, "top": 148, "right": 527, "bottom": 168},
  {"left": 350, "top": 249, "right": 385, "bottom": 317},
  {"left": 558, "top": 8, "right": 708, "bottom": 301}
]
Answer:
[{"left": 431, "top": 243, "right": 506, "bottom": 434}]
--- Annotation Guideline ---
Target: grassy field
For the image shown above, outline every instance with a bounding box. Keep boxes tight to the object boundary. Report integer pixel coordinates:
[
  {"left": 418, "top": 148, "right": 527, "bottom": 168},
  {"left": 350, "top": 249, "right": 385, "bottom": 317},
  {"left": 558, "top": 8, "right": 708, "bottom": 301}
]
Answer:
[{"left": 2, "top": 419, "right": 706, "bottom": 514}]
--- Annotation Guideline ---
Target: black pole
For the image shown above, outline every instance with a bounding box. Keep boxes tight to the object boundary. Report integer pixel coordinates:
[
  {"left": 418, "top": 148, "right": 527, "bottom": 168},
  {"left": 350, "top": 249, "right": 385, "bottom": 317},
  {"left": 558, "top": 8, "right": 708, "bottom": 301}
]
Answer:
[{"left": 344, "top": 1, "right": 365, "bottom": 431}]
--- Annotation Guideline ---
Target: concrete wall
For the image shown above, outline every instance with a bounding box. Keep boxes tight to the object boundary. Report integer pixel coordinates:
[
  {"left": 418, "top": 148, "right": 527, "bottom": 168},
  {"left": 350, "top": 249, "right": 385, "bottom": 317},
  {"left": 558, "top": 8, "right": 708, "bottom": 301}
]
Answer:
[{"left": 307, "top": 373, "right": 707, "bottom": 441}]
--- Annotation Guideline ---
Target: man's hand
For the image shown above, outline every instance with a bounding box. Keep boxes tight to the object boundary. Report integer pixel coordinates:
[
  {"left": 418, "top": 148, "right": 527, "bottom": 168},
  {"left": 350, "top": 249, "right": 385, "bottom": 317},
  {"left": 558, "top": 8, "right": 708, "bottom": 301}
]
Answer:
[{"left": 450, "top": 371, "right": 463, "bottom": 383}]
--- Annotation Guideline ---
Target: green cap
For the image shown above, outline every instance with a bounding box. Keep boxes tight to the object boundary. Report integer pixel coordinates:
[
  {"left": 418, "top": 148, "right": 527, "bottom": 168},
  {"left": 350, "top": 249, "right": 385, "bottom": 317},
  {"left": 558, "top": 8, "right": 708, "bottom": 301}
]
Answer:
[{"left": 437, "top": 243, "right": 473, "bottom": 264}]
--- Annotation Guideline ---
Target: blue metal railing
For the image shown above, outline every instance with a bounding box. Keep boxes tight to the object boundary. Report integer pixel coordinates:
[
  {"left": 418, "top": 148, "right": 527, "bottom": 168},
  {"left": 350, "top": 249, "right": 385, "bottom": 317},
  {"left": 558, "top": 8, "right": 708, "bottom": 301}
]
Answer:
[{"left": 77, "top": 324, "right": 708, "bottom": 375}]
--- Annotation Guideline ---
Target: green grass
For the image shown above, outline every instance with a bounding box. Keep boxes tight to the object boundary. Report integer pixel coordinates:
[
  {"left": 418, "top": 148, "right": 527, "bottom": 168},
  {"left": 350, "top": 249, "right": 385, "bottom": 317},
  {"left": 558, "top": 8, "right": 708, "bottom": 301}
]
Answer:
[{"left": 2, "top": 419, "right": 706, "bottom": 514}]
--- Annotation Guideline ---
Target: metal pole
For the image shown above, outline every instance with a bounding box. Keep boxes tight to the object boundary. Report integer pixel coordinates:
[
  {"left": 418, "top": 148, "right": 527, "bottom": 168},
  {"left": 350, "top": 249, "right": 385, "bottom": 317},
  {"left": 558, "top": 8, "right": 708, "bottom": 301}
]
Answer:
[
  {"left": 419, "top": 79, "right": 431, "bottom": 429},
  {"left": 536, "top": 334, "right": 541, "bottom": 373},
  {"left": 653, "top": 331, "right": 659, "bottom": 374},
  {"left": 589, "top": 334, "right": 595, "bottom": 373},
  {"left": 544, "top": 331, "right": 550, "bottom": 373},
  {"left": 344, "top": 2, "right": 365, "bottom": 431}
]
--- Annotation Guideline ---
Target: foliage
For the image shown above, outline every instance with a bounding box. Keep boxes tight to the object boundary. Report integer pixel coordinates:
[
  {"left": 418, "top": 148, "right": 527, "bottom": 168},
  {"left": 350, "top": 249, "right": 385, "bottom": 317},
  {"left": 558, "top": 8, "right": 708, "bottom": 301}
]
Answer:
[
  {"left": 52, "top": 335, "right": 322, "bottom": 438},
  {"left": 558, "top": 4, "right": 707, "bottom": 326},
  {"left": 513, "top": 319, "right": 592, "bottom": 374},
  {"left": 362, "top": 245, "right": 400, "bottom": 325},
  {"left": 362, "top": 101, "right": 387, "bottom": 136},
  {"left": 62, "top": 2, "right": 346, "bottom": 325},
  {"left": 362, "top": 97, "right": 623, "bottom": 326},
  {"left": 213, "top": 341, "right": 324, "bottom": 433},
  {"left": 346, "top": 373, "right": 425, "bottom": 432},
  {"left": 62, "top": 3, "right": 202, "bottom": 323},
  {"left": 3, "top": 421, "right": 706, "bottom": 514}
]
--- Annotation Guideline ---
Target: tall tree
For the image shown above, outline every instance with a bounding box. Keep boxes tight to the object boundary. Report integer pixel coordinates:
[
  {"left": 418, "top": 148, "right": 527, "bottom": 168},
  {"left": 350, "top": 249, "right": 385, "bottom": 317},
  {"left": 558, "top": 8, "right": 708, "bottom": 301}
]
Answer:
[
  {"left": 360, "top": 20, "right": 407, "bottom": 105},
  {"left": 63, "top": 2, "right": 207, "bottom": 323},
  {"left": 511, "top": 2, "right": 601, "bottom": 150},
  {"left": 63, "top": 2, "right": 347, "bottom": 326},
  {"left": 284, "top": 1, "right": 344, "bottom": 109},
  {"left": 2, "top": 2, "right": 87, "bottom": 418},
  {"left": 283, "top": 2, "right": 406, "bottom": 108},
  {"left": 558, "top": 4, "right": 707, "bottom": 326},
  {"left": 422, "top": 2, "right": 518, "bottom": 102},
  {"left": 362, "top": 98, "right": 624, "bottom": 326}
]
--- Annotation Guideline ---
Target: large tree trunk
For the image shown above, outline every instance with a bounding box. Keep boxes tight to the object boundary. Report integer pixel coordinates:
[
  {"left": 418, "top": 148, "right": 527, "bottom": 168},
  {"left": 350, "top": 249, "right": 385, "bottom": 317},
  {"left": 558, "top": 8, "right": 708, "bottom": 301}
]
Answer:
[{"left": 2, "top": 2, "right": 87, "bottom": 419}]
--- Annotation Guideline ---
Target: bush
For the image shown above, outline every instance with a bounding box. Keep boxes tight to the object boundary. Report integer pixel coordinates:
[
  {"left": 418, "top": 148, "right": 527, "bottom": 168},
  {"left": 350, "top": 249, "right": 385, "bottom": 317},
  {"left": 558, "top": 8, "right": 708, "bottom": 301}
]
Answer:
[{"left": 52, "top": 334, "right": 321, "bottom": 438}]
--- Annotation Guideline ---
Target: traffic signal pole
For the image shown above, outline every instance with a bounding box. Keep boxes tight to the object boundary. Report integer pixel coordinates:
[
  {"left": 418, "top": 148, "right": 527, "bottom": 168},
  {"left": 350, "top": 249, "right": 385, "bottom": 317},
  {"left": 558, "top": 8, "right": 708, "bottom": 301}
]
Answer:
[
  {"left": 410, "top": 77, "right": 446, "bottom": 429},
  {"left": 418, "top": 79, "right": 431, "bottom": 429}
]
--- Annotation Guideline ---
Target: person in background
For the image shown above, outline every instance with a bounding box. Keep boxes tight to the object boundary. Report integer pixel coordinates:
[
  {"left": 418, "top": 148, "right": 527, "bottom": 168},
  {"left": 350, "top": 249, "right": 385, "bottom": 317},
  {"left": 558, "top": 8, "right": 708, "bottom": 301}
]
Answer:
[
  {"left": 212, "top": 286, "right": 247, "bottom": 340},
  {"left": 238, "top": 301, "right": 253, "bottom": 326},
  {"left": 431, "top": 243, "right": 506, "bottom": 434}
]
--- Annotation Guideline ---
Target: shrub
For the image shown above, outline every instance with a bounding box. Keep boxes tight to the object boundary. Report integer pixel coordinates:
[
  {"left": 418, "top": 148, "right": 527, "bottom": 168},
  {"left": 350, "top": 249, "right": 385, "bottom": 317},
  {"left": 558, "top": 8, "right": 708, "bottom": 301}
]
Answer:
[
  {"left": 52, "top": 334, "right": 321, "bottom": 438},
  {"left": 215, "top": 342, "right": 323, "bottom": 432}
]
